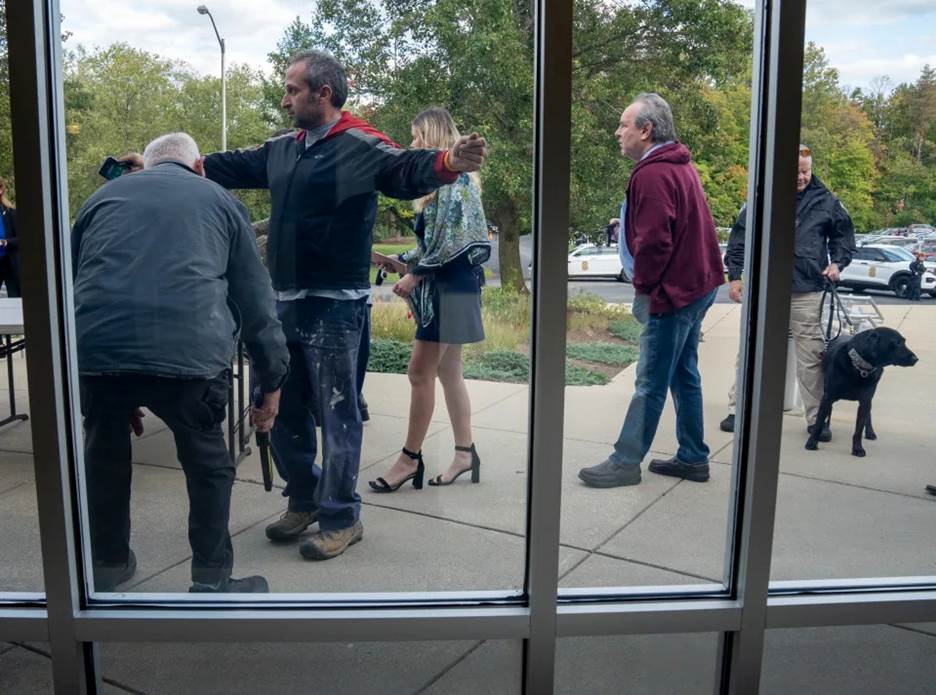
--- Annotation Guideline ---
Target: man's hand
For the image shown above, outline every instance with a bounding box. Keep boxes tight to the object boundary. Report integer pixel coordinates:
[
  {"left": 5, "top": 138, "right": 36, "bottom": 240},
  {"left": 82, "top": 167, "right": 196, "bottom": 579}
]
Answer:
[
  {"left": 822, "top": 262, "right": 841, "bottom": 282},
  {"left": 129, "top": 408, "right": 145, "bottom": 437},
  {"left": 446, "top": 133, "right": 487, "bottom": 172},
  {"left": 118, "top": 152, "right": 144, "bottom": 172},
  {"left": 728, "top": 279, "right": 743, "bottom": 304},
  {"left": 251, "top": 389, "right": 281, "bottom": 433},
  {"left": 393, "top": 273, "right": 421, "bottom": 299}
]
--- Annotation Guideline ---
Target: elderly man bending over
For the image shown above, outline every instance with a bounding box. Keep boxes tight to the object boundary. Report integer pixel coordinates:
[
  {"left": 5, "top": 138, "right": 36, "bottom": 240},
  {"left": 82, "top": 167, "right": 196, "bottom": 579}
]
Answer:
[{"left": 72, "top": 133, "right": 289, "bottom": 593}]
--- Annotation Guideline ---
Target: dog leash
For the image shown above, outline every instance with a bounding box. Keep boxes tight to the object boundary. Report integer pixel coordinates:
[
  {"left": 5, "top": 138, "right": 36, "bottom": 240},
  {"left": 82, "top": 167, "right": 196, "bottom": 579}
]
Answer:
[{"left": 819, "top": 279, "right": 849, "bottom": 352}]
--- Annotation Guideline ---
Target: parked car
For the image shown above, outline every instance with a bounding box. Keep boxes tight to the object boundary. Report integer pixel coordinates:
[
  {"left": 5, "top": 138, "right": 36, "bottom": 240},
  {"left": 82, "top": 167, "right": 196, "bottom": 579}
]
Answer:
[
  {"left": 566, "top": 243, "right": 628, "bottom": 282},
  {"left": 857, "top": 234, "right": 920, "bottom": 249},
  {"left": 839, "top": 244, "right": 936, "bottom": 298}
]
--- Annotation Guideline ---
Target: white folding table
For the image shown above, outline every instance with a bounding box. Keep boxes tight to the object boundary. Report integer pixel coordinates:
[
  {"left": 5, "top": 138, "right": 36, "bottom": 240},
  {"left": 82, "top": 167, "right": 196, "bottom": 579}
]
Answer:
[{"left": 0, "top": 298, "right": 29, "bottom": 428}]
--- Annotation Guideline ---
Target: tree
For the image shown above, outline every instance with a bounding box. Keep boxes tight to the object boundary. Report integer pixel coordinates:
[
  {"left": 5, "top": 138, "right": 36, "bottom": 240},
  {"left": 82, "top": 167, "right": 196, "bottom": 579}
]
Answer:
[
  {"left": 62, "top": 44, "right": 277, "bottom": 222},
  {"left": 799, "top": 44, "right": 878, "bottom": 230},
  {"left": 266, "top": 0, "right": 753, "bottom": 291}
]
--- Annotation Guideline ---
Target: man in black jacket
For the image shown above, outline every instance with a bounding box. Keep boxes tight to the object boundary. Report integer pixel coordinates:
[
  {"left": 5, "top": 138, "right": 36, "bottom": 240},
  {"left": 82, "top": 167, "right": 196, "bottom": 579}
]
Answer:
[
  {"left": 202, "top": 50, "right": 486, "bottom": 561},
  {"left": 73, "top": 133, "right": 289, "bottom": 593},
  {"left": 721, "top": 146, "right": 856, "bottom": 439}
]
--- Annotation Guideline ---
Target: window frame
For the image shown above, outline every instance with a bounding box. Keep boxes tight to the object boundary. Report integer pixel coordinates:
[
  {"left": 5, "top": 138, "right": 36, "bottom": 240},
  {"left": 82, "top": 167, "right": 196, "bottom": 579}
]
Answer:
[{"left": 1, "top": 0, "right": 935, "bottom": 693}]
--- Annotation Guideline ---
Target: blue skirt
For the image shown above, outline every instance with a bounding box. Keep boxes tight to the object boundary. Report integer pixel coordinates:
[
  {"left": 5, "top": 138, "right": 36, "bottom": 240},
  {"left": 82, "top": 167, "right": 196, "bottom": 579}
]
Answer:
[{"left": 415, "top": 256, "right": 485, "bottom": 345}]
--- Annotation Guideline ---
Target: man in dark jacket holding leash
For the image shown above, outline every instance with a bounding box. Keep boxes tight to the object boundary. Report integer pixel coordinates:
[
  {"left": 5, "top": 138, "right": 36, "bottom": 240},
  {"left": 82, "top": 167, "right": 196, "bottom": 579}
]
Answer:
[
  {"left": 579, "top": 93, "right": 724, "bottom": 488},
  {"left": 73, "top": 133, "right": 289, "bottom": 593},
  {"left": 719, "top": 146, "right": 856, "bottom": 439},
  {"left": 201, "top": 50, "right": 486, "bottom": 560}
]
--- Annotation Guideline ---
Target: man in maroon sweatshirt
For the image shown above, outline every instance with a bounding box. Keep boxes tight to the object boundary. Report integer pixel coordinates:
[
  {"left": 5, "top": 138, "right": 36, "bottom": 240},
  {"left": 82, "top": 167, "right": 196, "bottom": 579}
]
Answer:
[{"left": 579, "top": 93, "right": 724, "bottom": 488}]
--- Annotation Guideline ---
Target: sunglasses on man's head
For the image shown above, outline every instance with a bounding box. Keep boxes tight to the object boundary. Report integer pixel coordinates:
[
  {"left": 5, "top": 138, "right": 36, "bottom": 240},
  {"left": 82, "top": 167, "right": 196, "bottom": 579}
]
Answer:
[{"left": 799, "top": 146, "right": 811, "bottom": 157}]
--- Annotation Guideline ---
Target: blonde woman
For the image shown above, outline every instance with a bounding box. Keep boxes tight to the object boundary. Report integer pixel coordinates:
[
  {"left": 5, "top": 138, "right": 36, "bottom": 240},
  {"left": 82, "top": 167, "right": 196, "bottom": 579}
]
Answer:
[
  {"left": 368, "top": 107, "right": 490, "bottom": 493},
  {"left": 0, "top": 177, "right": 20, "bottom": 298}
]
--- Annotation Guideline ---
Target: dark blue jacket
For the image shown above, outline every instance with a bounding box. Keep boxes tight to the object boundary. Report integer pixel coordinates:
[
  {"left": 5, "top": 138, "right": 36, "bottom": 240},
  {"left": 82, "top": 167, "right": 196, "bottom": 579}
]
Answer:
[
  {"left": 204, "top": 112, "right": 457, "bottom": 292},
  {"left": 725, "top": 176, "right": 856, "bottom": 293},
  {"left": 71, "top": 162, "right": 288, "bottom": 392}
]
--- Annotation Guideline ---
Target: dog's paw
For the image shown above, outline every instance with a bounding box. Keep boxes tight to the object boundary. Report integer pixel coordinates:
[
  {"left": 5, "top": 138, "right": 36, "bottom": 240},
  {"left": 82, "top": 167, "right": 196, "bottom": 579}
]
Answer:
[
  {"left": 852, "top": 446, "right": 866, "bottom": 457},
  {"left": 805, "top": 439, "right": 819, "bottom": 451},
  {"left": 865, "top": 430, "right": 877, "bottom": 441}
]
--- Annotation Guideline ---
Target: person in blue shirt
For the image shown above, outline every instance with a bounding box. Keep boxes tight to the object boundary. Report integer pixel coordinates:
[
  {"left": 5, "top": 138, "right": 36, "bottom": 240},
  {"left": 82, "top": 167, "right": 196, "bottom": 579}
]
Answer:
[{"left": 0, "top": 177, "right": 21, "bottom": 298}]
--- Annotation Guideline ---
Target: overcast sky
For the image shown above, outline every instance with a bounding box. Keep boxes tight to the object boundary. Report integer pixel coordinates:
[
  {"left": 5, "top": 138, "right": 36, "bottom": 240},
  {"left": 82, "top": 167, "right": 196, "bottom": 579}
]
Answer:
[{"left": 60, "top": 0, "right": 936, "bottom": 92}]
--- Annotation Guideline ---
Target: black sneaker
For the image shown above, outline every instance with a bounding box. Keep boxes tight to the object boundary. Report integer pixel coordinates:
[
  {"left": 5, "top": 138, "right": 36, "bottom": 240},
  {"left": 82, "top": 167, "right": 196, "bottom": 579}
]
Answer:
[
  {"left": 578, "top": 458, "right": 641, "bottom": 488},
  {"left": 94, "top": 549, "right": 137, "bottom": 592},
  {"left": 189, "top": 575, "right": 270, "bottom": 593},
  {"left": 648, "top": 456, "right": 710, "bottom": 482},
  {"left": 719, "top": 414, "right": 735, "bottom": 432},
  {"left": 807, "top": 423, "right": 832, "bottom": 442}
]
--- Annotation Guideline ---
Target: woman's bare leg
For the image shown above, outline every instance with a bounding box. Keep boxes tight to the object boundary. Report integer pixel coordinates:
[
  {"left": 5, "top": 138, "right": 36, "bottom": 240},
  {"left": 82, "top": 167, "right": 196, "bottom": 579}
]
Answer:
[
  {"left": 435, "top": 344, "right": 475, "bottom": 483},
  {"left": 369, "top": 340, "right": 446, "bottom": 487}
]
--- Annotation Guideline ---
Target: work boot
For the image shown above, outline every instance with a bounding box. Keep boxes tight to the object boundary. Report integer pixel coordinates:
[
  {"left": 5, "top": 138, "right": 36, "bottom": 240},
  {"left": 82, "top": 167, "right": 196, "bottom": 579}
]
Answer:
[
  {"left": 94, "top": 549, "right": 137, "bottom": 592},
  {"left": 578, "top": 458, "right": 641, "bottom": 488},
  {"left": 299, "top": 520, "right": 364, "bottom": 560},
  {"left": 265, "top": 510, "right": 318, "bottom": 542},
  {"left": 807, "top": 423, "right": 832, "bottom": 442},
  {"left": 648, "top": 456, "right": 710, "bottom": 482},
  {"left": 719, "top": 414, "right": 735, "bottom": 432},
  {"left": 189, "top": 575, "right": 270, "bottom": 593}
]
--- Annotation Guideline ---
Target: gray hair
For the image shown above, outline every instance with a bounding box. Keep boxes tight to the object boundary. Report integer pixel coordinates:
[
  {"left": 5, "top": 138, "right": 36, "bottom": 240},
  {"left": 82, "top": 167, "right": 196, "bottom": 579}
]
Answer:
[
  {"left": 631, "top": 92, "right": 677, "bottom": 144},
  {"left": 289, "top": 49, "right": 348, "bottom": 108},
  {"left": 143, "top": 132, "right": 200, "bottom": 168}
]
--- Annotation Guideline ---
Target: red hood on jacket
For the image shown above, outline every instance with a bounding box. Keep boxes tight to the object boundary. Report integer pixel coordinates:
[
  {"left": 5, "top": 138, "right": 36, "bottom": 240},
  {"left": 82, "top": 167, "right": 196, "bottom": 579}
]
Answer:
[
  {"left": 294, "top": 111, "right": 401, "bottom": 149},
  {"left": 630, "top": 142, "right": 692, "bottom": 173}
]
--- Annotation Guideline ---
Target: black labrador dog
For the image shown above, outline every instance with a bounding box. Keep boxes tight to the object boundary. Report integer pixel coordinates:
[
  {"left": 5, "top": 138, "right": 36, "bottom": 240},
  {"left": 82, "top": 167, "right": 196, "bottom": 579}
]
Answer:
[{"left": 805, "top": 327, "right": 918, "bottom": 457}]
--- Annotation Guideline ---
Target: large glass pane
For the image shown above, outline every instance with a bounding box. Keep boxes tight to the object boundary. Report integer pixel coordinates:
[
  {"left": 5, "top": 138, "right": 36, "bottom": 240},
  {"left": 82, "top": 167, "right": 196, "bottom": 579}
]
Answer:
[
  {"left": 559, "top": 0, "right": 757, "bottom": 590},
  {"left": 556, "top": 633, "right": 720, "bottom": 693},
  {"left": 761, "top": 625, "right": 936, "bottom": 693},
  {"left": 0, "top": 0, "right": 43, "bottom": 595},
  {"left": 98, "top": 640, "right": 521, "bottom": 694},
  {"left": 769, "top": 0, "right": 936, "bottom": 583},
  {"left": 58, "top": 2, "right": 533, "bottom": 597}
]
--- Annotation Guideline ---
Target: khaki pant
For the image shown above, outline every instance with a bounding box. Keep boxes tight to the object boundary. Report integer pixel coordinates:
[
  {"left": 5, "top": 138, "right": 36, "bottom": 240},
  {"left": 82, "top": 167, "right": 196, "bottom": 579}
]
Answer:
[{"left": 728, "top": 292, "right": 824, "bottom": 425}]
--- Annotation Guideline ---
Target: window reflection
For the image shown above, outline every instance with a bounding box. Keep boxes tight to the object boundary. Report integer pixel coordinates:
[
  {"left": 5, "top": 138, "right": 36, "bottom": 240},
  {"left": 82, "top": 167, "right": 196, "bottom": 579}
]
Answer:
[
  {"left": 560, "top": 0, "right": 756, "bottom": 591},
  {"left": 769, "top": 4, "right": 936, "bottom": 583},
  {"left": 59, "top": 2, "right": 532, "bottom": 596}
]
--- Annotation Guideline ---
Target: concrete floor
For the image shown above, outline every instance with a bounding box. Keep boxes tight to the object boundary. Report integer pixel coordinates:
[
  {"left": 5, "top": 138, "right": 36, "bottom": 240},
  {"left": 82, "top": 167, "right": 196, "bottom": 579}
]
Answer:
[{"left": 2, "top": 303, "right": 934, "bottom": 692}]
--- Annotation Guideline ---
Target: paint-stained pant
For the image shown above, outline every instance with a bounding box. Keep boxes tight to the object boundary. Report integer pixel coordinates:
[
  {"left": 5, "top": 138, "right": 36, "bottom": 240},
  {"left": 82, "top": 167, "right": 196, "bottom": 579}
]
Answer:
[{"left": 270, "top": 296, "right": 366, "bottom": 531}]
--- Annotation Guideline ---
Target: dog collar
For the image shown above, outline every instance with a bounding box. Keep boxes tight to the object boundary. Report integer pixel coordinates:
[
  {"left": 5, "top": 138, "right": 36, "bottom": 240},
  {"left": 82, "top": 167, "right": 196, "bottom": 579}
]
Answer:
[{"left": 848, "top": 348, "right": 877, "bottom": 378}]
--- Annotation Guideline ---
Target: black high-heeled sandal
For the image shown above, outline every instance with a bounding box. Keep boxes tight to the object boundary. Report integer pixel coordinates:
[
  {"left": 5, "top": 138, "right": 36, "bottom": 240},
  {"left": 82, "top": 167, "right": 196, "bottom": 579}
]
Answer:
[
  {"left": 428, "top": 444, "right": 480, "bottom": 486},
  {"left": 368, "top": 447, "right": 425, "bottom": 493}
]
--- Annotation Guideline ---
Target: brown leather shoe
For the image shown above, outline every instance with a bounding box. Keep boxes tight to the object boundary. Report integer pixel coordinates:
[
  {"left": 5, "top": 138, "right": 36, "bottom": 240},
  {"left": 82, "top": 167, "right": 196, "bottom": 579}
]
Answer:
[
  {"left": 265, "top": 510, "right": 318, "bottom": 542},
  {"left": 299, "top": 521, "right": 363, "bottom": 560}
]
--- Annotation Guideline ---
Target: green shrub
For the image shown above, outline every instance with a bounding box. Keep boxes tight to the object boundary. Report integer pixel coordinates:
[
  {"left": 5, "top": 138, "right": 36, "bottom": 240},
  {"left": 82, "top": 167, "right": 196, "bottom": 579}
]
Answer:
[
  {"left": 464, "top": 349, "right": 529, "bottom": 383},
  {"left": 462, "top": 349, "right": 610, "bottom": 386},
  {"left": 565, "top": 364, "right": 610, "bottom": 386},
  {"left": 566, "top": 342, "right": 639, "bottom": 367},
  {"left": 368, "top": 338, "right": 412, "bottom": 374},
  {"left": 607, "top": 317, "right": 642, "bottom": 343},
  {"left": 567, "top": 291, "right": 609, "bottom": 315}
]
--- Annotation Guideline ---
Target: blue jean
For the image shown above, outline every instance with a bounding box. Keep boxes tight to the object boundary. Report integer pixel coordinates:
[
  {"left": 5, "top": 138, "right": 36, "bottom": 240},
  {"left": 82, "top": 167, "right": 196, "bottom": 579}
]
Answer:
[
  {"left": 610, "top": 288, "right": 717, "bottom": 467},
  {"left": 270, "top": 296, "right": 366, "bottom": 530}
]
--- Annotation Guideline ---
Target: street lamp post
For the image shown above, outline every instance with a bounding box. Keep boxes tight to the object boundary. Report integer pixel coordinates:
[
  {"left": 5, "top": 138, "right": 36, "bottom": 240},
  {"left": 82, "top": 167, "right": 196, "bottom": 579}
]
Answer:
[{"left": 197, "top": 5, "right": 226, "bottom": 151}]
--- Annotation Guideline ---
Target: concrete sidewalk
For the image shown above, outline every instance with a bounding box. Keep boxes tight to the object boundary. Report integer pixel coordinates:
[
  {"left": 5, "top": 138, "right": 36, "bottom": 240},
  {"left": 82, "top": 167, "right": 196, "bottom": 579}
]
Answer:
[{"left": 2, "top": 304, "right": 935, "bottom": 692}]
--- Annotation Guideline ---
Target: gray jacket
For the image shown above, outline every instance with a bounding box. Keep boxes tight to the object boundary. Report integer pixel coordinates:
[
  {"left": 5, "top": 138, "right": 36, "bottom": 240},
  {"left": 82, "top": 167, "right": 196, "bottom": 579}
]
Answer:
[{"left": 71, "top": 162, "right": 288, "bottom": 392}]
